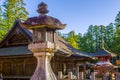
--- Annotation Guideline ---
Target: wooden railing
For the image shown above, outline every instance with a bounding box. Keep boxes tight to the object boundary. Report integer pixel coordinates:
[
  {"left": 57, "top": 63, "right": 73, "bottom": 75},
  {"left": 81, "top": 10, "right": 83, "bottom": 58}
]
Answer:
[
  {"left": 58, "top": 71, "right": 78, "bottom": 80},
  {"left": 0, "top": 71, "right": 120, "bottom": 80},
  {"left": 57, "top": 71, "right": 87, "bottom": 80},
  {"left": 115, "top": 73, "right": 120, "bottom": 79},
  {"left": 58, "top": 71, "right": 120, "bottom": 80}
]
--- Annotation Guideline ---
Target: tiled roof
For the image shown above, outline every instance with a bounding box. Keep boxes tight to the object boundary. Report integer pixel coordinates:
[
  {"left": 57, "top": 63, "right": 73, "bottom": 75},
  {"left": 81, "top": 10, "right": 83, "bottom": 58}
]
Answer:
[
  {"left": 91, "top": 48, "right": 116, "bottom": 57},
  {"left": 71, "top": 51, "right": 92, "bottom": 58},
  {"left": 54, "top": 34, "right": 92, "bottom": 58}
]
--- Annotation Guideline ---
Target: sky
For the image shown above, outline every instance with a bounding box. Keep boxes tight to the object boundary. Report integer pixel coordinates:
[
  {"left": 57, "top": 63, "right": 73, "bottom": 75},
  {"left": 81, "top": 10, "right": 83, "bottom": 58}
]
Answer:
[{"left": 1, "top": 0, "right": 120, "bottom": 34}]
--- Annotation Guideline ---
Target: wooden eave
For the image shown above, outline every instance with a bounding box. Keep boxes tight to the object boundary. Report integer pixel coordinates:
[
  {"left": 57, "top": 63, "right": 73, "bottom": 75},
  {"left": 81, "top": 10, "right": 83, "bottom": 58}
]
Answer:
[
  {"left": 0, "top": 46, "right": 32, "bottom": 57},
  {"left": 0, "top": 54, "right": 33, "bottom": 58}
]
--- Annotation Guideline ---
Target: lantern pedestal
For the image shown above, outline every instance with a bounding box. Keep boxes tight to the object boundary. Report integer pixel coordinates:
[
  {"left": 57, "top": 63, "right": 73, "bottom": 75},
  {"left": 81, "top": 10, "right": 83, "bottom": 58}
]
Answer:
[{"left": 29, "top": 42, "right": 57, "bottom": 80}]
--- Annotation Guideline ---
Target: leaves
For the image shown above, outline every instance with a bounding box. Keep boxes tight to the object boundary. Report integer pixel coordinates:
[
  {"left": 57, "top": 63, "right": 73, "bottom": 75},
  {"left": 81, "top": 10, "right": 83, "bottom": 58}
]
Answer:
[
  {"left": 59, "top": 24, "right": 117, "bottom": 54},
  {"left": 0, "top": 0, "right": 28, "bottom": 40}
]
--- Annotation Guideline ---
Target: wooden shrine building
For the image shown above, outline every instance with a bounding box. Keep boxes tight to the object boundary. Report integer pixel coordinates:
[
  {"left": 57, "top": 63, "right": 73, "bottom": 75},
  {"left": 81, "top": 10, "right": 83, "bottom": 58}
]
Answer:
[
  {"left": 91, "top": 47, "right": 117, "bottom": 79},
  {"left": 0, "top": 2, "right": 92, "bottom": 80},
  {"left": 92, "top": 47, "right": 116, "bottom": 68}
]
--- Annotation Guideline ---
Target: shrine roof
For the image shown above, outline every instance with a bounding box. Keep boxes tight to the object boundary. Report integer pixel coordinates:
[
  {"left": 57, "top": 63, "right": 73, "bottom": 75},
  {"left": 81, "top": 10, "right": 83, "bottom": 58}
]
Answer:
[
  {"left": 71, "top": 51, "right": 92, "bottom": 58},
  {"left": 54, "top": 34, "right": 92, "bottom": 59},
  {"left": 0, "top": 19, "right": 32, "bottom": 48},
  {"left": 0, "top": 19, "right": 92, "bottom": 58},
  {"left": 91, "top": 48, "right": 116, "bottom": 57}
]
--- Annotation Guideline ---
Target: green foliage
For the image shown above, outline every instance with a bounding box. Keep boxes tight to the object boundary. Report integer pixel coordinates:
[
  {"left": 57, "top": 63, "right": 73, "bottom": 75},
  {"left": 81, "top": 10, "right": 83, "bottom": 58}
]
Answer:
[
  {"left": 58, "top": 11, "right": 120, "bottom": 56},
  {"left": 67, "top": 31, "right": 79, "bottom": 49},
  {"left": 59, "top": 24, "right": 116, "bottom": 53},
  {"left": 80, "top": 25, "right": 107, "bottom": 53},
  {"left": 105, "top": 23, "right": 115, "bottom": 51},
  {"left": 59, "top": 31, "right": 80, "bottom": 49},
  {"left": 0, "top": 0, "right": 28, "bottom": 40},
  {"left": 115, "top": 11, "right": 120, "bottom": 29},
  {"left": 0, "top": 28, "right": 6, "bottom": 40},
  {"left": 112, "top": 12, "right": 120, "bottom": 54}
]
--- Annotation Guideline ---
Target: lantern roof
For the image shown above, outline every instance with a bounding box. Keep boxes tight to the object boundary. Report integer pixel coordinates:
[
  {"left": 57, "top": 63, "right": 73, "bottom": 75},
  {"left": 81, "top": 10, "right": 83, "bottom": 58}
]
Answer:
[{"left": 22, "top": 2, "right": 66, "bottom": 30}]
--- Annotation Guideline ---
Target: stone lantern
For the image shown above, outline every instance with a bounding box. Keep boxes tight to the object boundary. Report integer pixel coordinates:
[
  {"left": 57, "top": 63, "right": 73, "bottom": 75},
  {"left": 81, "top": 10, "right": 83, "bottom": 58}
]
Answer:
[{"left": 22, "top": 2, "right": 66, "bottom": 80}]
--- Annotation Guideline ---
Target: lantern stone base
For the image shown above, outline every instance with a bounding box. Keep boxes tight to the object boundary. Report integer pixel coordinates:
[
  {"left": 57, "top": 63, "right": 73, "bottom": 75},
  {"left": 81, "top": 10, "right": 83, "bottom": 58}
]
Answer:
[{"left": 29, "top": 42, "right": 57, "bottom": 80}]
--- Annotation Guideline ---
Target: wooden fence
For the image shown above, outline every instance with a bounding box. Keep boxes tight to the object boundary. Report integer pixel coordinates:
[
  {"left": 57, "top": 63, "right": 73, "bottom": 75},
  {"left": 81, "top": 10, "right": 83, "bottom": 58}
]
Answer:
[
  {"left": 0, "top": 71, "right": 120, "bottom": 80},
  {"left": 57, "top": 71, "right": 95, "bottom": 80},
  {"left": 57, "top": 71, "right": 120, "bottom": 80}
]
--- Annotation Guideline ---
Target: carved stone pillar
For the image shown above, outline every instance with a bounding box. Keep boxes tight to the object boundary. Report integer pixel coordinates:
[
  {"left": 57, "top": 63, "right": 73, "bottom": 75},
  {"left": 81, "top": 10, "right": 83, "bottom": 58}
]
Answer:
[
  {"left": 29, "top": 42, "right": 57, "bottom": 80},
  {"left": 22, "top": 1, "right": 66, "bottom": 80}
]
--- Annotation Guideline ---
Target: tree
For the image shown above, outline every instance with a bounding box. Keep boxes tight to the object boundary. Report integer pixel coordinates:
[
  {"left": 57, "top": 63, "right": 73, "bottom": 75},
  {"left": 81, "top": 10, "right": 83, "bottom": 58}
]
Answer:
[
  {"left": 57, "top": 12, "right": 120, "bottom": 55},
  {"left": 115, "top": 12, "right": 120, "bottom": 30},
  {"left": 76, "top": 33, "right": 82, "bottom": 50},
  {"left": 80, "top": 25, "right": 96, "bottom": 53},
  {"left": 66, "top": 31, "right": 79, "bottom": 49},
  {"left": 0, "top": 0, "right": 28, "bottom": 40},
  {"left": 112, "top": 12, "right": 120, "bottom": 54},
  {"left": 105, "top": 23, "right": 115, "bottom": 51},
  {"left": 0, "top": 6, "right": 6, "bottom": 40},
  {"left": 0, "top": 7, "right": 2, "bottom": 22},
  {"left": 80, "top": 25, "right": 106, "bottom": 53}
]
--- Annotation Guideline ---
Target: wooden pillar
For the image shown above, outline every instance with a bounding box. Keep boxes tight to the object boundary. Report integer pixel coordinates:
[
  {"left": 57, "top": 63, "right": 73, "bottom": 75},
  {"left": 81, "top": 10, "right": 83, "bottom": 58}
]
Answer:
[
  {"left": 111, "top": 73, "right": 115, "bottom": 80},
  {"left": 29, "top": 42, "right": 57, "bottom": 80},
  {"left": 63, "top": 63, "right": 66, "bottom": 74},
  {"left": 91, "top": 72, "right": 95, "bottom": 80},
  {"left": 115, "top": 73, "right": 120, "bottom": 80},
  {"left": 0, "top": 61, "right": 3, "bottom": 80},
  {"left": 103, "top": 72, "right": 108, "bottom": 80},
  {"left": 58, "top": 71, "right": 62, "bottom": 80},
  {"left": 68, "top": 72, "right": 72, "bottom": 80},
  {"left": 0, "top": 73, "right": 2, "bottom": 80},
  {"left": 79, "top": 72, "right": 84, "bottom": 80},
  {"left": 76, "top": 63, "right": 79, "bottom": 79},
  {"left": 83, "top": 63, "right": 86, "bottom": 80}
]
